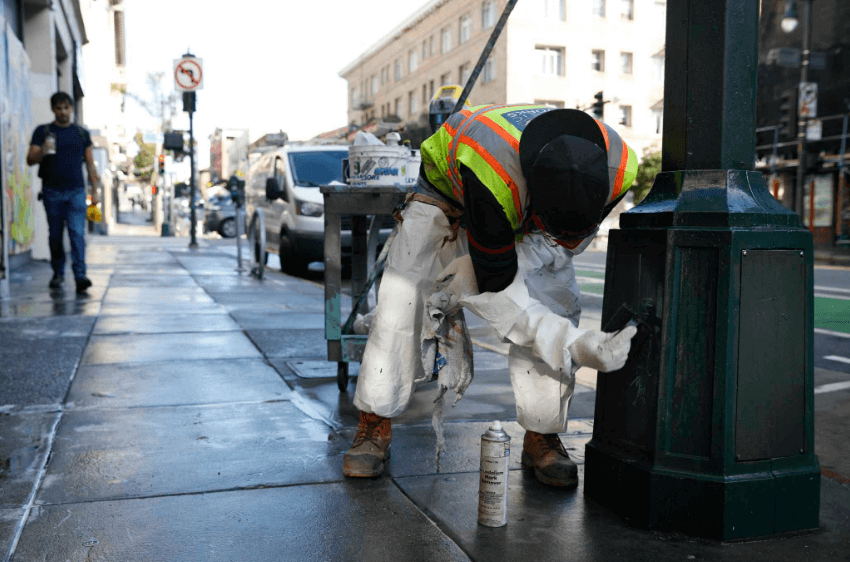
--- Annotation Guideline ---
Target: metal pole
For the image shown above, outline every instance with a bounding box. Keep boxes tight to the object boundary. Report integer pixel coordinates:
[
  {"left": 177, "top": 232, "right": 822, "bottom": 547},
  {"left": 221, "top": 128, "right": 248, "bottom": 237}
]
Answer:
[
  {"left": 794, "top": 0, "right": 813, "bottom": 217},
  {"left": 451, "top": 0, "right": 519, "bottom": 113},
  {"left": 837, "top": 110, "right": 848, "bottom": 239},
  {"left": 771, "top": 125, "right": 780, "bottom": 199},
  {"left": 0, "top": 125, "right": 9, "bottom": 299},
  {"left": 235, "top": 206, "right": 246, "bottom": 272},
  {"left": 188, "top": 106, "right": 198, "bottom": 249}
]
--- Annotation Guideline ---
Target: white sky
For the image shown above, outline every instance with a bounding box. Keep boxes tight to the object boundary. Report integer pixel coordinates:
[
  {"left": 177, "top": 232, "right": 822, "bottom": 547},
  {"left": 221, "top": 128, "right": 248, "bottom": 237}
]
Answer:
[{"left": 123, "top": 0, "right": 422, "bottom": 168}]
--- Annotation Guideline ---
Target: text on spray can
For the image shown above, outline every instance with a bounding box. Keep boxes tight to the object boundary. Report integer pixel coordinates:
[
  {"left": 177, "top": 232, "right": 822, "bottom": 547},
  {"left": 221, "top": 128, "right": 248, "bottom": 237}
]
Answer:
[{"left": 478, "top": 420, "right": 510, "bottom": 527}]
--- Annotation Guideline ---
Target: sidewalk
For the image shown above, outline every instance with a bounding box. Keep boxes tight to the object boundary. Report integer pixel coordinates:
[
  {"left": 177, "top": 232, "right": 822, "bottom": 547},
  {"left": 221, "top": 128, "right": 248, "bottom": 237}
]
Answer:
[{"left": 1, "top": 224, "right": 848, "bottom": 561}]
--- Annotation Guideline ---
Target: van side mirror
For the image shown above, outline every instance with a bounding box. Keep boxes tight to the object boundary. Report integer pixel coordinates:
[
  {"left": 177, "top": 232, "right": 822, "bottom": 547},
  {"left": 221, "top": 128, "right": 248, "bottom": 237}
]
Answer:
[{"left": 266, "top": 177, "right": 284, "bottom": 200}]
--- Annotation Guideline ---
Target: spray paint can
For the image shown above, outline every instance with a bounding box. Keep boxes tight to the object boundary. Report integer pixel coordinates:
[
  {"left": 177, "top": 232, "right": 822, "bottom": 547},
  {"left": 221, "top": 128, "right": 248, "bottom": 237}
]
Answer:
[{"left": 478, "top": 420, "right": 510, "bottom": 527}]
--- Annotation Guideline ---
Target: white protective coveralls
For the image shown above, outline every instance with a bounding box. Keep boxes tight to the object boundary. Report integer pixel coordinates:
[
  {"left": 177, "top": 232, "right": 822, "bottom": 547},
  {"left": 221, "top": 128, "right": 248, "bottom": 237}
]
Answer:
[{"left": 353, "top": 201, "right": 593, "bottom": 434}]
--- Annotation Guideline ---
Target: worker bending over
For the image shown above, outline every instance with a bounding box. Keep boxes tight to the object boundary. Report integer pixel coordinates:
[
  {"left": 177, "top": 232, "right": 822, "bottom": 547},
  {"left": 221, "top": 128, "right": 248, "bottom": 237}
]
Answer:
[{"left": 344, "top": 106, "right": 639, "bottom": 488}]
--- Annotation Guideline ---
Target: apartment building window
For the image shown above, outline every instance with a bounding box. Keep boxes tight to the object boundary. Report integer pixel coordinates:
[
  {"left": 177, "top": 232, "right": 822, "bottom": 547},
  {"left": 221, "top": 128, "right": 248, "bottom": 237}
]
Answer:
[
  {"left": 652, "top": 108, "right": 663, "bottom": 134},
  {"left": 422, "top": 40, "right": 427, "bottom": 60},
  {"left": 481, "top": 58, "right": 495, "bottom": 83},
  {"left": 350, "top": 88, "right": 357, "bottom": 108},
  {"left": 593, "top": 0, "right": 605, "bottom": 17},
  {"left": 371, "top": 75, "right": 378, "bottom": 96},
  {"left": 459, "top": 62, "right": 472, "bottom": 86},
  {"left": 430, "top": 80, "right": 435, "bottom": 97},
  {"left": 422, "top": 84, "right": 428, "bottom": 106},
  {"left": 441, "top": 28, "right": 453, "bottom": 54},
  {"left": 651, "top": 54, "right": 664, "bottom": 83},
  {"left": 394, "top": 97, "right": 402, "bottom": 116},
  {"left": 380, "top": 67, "right": 386, "bottom": 85},
  {"left": 409, "top": 50, "right": 419, "bottom": 73},
  {"left": 620, "top": 52, "right": 633, "bottom": 74},
  {"left": 482, "top": 1, "right": 497, "bottom": 28},
  {"left": 621, "top": 0, "right": 634, "bottom": 20},
  {"left": 543, "top": 0, "right": 566, "bottom": 21},
  {"left": 460, "top": 15, "right": 472, "bottom": 43},
  {"left": 536, "top": 47, "right": 565, "bottom": 76},
  {"left": 429, "top": 36, "right": 435, "bottom": 56},
  {"left": 591, "top": 50, "right": 605, "bottom": 72},
  {"left": 409, "top": 91, "right": 419, "bottom": 116},
  {"left": 440, "top": 72, "right": 452, "bottom": 86},
  {"left": 394, "top": 59, "right": 402, "bottom": 81},
  {"left": 619, "top": 105, "right": 632, "bottom": 127}
]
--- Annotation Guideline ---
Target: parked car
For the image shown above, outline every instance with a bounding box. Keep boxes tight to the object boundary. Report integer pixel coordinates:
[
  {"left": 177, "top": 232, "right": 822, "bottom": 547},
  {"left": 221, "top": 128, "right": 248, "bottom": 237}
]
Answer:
[
  {"left": 245, "top": 142, "right": 394, "bottom": 274},
  {"left": 203, "top": 193, "right": 239, "bottom": 238}
]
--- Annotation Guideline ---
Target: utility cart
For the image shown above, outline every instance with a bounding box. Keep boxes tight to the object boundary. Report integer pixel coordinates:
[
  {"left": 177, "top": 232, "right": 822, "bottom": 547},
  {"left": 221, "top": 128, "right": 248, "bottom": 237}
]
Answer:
[{"left": 321, "top": 183, "right": 411, "bottom": 391}]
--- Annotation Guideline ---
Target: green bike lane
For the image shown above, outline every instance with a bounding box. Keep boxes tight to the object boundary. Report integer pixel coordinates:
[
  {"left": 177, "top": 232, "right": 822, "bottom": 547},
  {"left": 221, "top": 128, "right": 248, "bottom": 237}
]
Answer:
[{"left": 577, "top": 269, "right": 848, "bottom": 333}]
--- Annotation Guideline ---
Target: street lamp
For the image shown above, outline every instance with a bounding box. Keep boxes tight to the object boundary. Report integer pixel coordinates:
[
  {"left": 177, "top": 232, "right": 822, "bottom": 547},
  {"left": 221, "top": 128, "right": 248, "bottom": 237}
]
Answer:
[{"left": 782, "top": 0, "right": 813, "bottom": 218}]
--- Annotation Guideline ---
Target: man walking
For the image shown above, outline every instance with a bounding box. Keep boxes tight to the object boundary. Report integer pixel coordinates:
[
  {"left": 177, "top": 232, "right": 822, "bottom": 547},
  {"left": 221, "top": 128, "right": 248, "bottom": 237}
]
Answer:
[
  {"left": 343, "top": 106, "right": 639, "bottom": 488},
  {"left": 27, "top": 92, "right": 99, "bottom": 293}
]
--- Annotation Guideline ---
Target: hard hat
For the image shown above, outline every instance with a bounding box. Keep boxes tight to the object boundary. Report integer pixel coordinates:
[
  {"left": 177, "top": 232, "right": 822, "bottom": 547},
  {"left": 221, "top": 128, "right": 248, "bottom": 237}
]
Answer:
[
  {"left": 429, "top": 85, "right": 471, "bottom": 133},
  {"left": 519, "top": 109, "right": 639, "bottom": 241},
  {"left": 86, "top": 203, "right": 102, "bottom": 223}
]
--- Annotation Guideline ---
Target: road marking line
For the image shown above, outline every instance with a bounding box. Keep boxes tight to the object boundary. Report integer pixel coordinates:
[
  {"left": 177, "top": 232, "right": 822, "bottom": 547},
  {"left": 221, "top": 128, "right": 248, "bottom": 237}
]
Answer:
[
  {"left": 825, "top": 355, "right": 850, "bottom": 365},
  {"left": 815, "top": 285, "right": 850, "bottom": 294},
  {"left": 815, "top": 328, "right": 850, "bottom": 339},
  {"left": 815, "top": 381, "right": 850, "bottom": 394},
  {"left": 815, "top": 292, "right": 850, "bottom": 301}
]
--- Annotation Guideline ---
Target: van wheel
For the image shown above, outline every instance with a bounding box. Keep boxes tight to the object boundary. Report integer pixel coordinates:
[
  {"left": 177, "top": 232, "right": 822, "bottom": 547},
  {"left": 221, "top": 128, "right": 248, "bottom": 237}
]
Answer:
[
  {"left": 219, "top": 218, "right": 237, "bottom": 238},
  {"left": 279, "top": 231, "right": 305, "bottom": 275}
]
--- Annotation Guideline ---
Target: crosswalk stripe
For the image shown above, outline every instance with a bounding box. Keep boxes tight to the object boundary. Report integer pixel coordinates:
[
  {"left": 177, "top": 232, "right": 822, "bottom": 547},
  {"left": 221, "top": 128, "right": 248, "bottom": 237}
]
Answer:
[
  {"left": 815, "top": 328, "right": 850, "bottom": 339},
  {"left": 815, "top": 381, "right": 850, "bottom": 394},
  {"left": 825, "top": 355, "right": 850, "bottom": 365}
]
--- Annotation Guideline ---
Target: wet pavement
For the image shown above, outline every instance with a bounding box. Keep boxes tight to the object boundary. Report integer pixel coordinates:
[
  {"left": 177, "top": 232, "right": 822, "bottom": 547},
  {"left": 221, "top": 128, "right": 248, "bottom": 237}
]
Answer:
[{"left": 1, "top": 217, "right": 849, "bottom": 561}]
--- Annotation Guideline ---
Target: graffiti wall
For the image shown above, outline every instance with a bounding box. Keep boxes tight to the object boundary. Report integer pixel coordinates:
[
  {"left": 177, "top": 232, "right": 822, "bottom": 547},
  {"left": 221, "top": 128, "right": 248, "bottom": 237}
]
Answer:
[{"left": 1, "top": 20, "right": 35, "bottom": 255}]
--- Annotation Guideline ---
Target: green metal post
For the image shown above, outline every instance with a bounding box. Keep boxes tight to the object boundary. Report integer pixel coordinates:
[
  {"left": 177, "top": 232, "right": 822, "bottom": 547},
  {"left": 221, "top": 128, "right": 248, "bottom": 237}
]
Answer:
[{"left": 584, "top": 0, "right": 820, "bottom": 541}]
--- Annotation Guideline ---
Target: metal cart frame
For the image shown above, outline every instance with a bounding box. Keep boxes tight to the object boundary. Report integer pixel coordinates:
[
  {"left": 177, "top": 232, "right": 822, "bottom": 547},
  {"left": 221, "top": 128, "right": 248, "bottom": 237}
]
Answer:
[{"left": 321, "top": 184, "right": 411, "bottom": 391}]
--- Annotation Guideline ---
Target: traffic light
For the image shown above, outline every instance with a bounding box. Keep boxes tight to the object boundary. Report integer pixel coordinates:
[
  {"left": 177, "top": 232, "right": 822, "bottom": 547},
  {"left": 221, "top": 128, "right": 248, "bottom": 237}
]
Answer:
[
  {"left": 158, "top": 154, "right": 165, "bottom": 175},
  {"left": 592, "top": 91, "right": 605, "bottom": 119},
  {"left": 778, "top": 89, "right": 797, "bottom": 139}
]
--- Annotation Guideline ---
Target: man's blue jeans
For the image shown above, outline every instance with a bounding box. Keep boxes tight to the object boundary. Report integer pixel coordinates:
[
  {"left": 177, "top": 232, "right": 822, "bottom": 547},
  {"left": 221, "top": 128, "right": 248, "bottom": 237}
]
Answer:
[{"left": 42, "top": 188, "right": 87, "bottom": 280}]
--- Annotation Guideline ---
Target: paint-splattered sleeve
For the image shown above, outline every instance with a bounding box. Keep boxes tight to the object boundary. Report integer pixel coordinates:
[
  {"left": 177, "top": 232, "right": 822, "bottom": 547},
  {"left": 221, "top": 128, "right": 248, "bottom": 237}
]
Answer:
[{"left": 460, "top": 164, "right": 517, "bottom": 293}]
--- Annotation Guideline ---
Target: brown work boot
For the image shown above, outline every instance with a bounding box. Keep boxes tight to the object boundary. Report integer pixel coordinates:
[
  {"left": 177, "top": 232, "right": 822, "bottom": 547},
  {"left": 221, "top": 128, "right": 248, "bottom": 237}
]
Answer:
[
  {"left": 343, "top": 412, "right": 392, "bottom": 478},
  {"left": 521, "top": 431, "right": 578, "bottom": 488}
]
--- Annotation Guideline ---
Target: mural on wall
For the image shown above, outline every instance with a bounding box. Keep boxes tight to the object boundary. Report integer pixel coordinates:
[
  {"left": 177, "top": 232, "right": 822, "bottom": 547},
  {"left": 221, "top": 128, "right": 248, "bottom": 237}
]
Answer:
[{"left": 2, "top": 21, "right": 35, "bottom": 254}]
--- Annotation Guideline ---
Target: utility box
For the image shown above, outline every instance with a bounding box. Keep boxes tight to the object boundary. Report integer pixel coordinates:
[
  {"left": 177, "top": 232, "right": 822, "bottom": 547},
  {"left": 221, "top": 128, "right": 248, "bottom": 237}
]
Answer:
[{"left": 585, "top": 170, "right": 820, "bottom": 540}]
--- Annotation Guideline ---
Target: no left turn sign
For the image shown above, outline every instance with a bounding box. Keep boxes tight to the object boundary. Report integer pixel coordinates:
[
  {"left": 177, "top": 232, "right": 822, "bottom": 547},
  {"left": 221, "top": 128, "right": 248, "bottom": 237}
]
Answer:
[{"left": 174, "top": 57, "right": 203, "bottom": 92}]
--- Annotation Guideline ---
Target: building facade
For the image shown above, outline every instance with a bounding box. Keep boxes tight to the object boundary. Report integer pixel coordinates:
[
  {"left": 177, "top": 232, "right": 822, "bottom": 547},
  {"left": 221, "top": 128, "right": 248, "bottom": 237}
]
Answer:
[
  {"left": 80, "top": 0, "right": 130, "bottom": 235},
  {"left": 339, "top": 0, "right": 666, "bottom": 157},
  {"left": 209, "top": 128, "right": 250, "bottom": 185},
  {"left": 1, "top": 0, "right": 88, "bottom": 294},
  {"left": 756, "top": 0, "right": 850, "bottom": 248}
]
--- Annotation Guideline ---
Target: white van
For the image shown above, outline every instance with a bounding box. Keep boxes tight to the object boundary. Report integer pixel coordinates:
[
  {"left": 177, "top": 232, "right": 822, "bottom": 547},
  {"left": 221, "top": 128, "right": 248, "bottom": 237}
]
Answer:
[{"left": 245, "top": 143, "right": 393, "bottom": 273}]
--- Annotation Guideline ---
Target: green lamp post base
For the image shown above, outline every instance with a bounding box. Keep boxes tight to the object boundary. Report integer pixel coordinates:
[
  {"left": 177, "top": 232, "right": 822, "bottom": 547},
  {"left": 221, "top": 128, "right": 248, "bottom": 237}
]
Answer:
[{"left": 585, "top": 170, "right": 820, "bottom": 541}]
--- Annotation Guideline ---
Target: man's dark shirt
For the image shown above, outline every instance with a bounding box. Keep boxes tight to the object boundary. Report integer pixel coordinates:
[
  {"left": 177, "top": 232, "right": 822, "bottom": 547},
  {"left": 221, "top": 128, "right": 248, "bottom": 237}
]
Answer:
[
  {"left": 417, "top": 164, "right": 519, "bottom": 294},
  {"left": 31, "top": 123, "right": 92, "bottom": 190}
]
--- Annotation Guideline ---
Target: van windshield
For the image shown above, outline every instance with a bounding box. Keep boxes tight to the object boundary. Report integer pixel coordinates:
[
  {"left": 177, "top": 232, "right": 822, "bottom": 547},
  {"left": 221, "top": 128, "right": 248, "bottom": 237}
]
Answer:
[{"left": 288, "top": 151, "right": 348, "bottom": 187}]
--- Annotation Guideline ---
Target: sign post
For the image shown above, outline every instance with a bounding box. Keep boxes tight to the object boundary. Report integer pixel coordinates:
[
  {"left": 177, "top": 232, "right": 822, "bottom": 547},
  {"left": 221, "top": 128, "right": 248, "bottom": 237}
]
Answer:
[{"left": 174, "top": 52, "right": 203, "bottom": 249}]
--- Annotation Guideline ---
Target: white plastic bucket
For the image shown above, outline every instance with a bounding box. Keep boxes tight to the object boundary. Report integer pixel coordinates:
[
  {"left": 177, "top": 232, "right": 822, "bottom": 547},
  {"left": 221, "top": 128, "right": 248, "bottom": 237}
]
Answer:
[
  {"left": 405, "top": 150, "right": 421, "bottom": 185},
  {"left": 348, "top": 145, "right": 420, "bottom": 186}
]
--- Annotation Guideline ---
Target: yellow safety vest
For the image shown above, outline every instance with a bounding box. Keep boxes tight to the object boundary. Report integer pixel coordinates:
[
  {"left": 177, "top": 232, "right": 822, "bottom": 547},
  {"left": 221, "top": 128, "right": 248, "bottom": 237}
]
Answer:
[{"left": 420, "top": 104, "right": 638, "bottom": 236}]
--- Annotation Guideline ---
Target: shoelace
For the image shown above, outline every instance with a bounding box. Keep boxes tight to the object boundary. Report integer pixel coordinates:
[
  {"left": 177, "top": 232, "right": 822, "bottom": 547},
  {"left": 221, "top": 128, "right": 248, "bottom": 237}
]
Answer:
[
  {"left": 543, "top": 434, "right": 569, "bottom": 458},
  {"left": 353, "top": 417, "right": 384, "bottom": 447}
]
